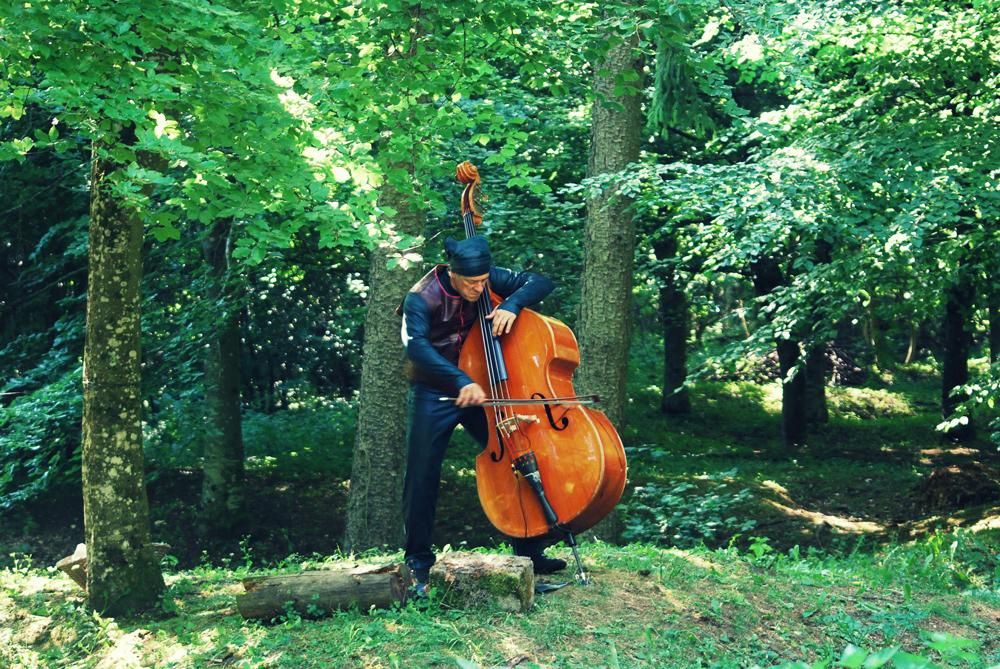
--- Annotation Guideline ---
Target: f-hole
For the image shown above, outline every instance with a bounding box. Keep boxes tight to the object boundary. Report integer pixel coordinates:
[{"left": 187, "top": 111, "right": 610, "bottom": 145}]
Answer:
[
  {"left": 490, "top": 427, "right": 506, "bottom": 462},
  {"left": 532, "top": 393, "right": 570, "bottom": 431}
]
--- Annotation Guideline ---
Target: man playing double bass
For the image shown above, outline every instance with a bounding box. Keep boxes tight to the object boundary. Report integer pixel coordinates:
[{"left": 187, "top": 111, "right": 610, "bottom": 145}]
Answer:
[{"left": 399, "top": 235, "right": 566, "bottom": 594}]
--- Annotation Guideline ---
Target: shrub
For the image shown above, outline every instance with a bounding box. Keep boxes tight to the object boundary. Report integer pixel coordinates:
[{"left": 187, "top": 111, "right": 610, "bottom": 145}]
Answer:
[
  {"left": 623, "top": 468, "right": 757, "bottom": 548},
  {"left": 0, "top": 367, "right": 83, "bottom": 509},
  {"left": 242, "top": 396, "right": 356, "bottom": 478}
]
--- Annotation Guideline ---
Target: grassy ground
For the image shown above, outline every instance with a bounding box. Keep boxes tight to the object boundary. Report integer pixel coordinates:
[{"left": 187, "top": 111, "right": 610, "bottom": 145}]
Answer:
[
  {"left": 1, "top": 372, "right": 999, "bottom": 668},
  {"left": 1, "top": 540, "right": 997, "bottom": 668}
]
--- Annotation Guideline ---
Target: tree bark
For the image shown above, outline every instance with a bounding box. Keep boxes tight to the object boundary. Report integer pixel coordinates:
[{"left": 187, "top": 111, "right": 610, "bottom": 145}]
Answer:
[
  {"left": 804, "top": 342, "right": 829, "bottom": 425},
  {"left": 576, "top": 26, "right": 643, "bottom": 542},
  {"left": 805, "top": 239, "right": 831, "bottom": 425},
  {"left": 905, "top": 324, "right": 919, "bottom": 365},
  {"left": 237, "top": 564, "right": 411, "bottom": 619},
  {"left": 989, "top": 283, "right": 999, "bottom": 365},
  {"left": 345, "top": 168, "right": 424, "bottom": 552},
  {"left": 200, "top": 218, "right": 245, "bottom": 533},
  {"left": 82, "top": 131, "right": 164, "bottom": 614},
  {"left": 752, "top": 257, "right": 807, "bottom": 450},
  {"left": 776, "top": 339, "right": 808, "bottom": 447},
  {"left": 577, "top": 30, "right": 644, "bottom": 429},
  {"left": 653, "top": 233, "right": 690, "bottom": 415},
  {"left": 941, "top": 270, "right": 975, "bottom": 440}
]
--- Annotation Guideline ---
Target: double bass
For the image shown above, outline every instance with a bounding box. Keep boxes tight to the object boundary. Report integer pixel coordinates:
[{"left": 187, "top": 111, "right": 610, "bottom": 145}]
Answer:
[{"left": 450, "top": 161, "right": 627, "bottom": 583}]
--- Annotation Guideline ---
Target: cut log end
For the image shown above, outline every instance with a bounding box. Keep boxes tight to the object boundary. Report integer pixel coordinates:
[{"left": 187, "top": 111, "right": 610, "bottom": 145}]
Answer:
[
  {"left": 429, "top": 552, "right": 534, "bottom": 612},
  {"left": 55, "top": 542, "right": 171, "bottom": 591}
]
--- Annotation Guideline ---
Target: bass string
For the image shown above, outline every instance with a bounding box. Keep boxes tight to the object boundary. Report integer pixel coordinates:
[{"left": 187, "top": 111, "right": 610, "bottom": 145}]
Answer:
[{"left": 463, "top": 208, "right": 515, "bottom": 433}]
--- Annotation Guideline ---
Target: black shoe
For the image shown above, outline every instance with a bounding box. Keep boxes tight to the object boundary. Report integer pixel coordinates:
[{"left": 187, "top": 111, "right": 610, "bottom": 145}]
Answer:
[
  {"left": 530, "top": 555, "right": 567, "bottom": 575},
  {"left": 407, "top": 581, "right": 430, "bottom": 599},
  {"left": 407, "top": 568, "right": 430, "bottom": 599}
]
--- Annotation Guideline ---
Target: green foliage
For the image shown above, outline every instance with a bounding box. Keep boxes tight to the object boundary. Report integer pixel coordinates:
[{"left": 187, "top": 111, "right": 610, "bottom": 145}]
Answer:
[
  {"left": 947, "top": 361, "right": 1000, "bottom": 449},
  {"left": 0, "top": 367, "right": 82, "bottom": 509},
  {"left": 623, "top": 465, "right": 758, "bottom": 547},
  {"left": 614, "top": 0, "right": 1000, "bottom": 416},
  {"left": 770, "top": 632, "right": 994, "bottom": 669},
  {"left": 241, "top": 397, "right": 356, "bottom": 478}
]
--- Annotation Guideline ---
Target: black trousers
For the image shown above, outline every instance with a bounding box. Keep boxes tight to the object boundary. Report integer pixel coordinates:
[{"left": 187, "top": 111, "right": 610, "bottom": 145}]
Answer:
[{"left": 402, "top": 383, "right": 548, "bottom": 576}]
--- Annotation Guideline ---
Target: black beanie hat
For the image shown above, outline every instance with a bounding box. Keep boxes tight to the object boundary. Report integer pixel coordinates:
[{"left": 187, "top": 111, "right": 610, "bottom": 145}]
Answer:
[{"left": 444, "top": 236, "right": 492, "bottom": 276}]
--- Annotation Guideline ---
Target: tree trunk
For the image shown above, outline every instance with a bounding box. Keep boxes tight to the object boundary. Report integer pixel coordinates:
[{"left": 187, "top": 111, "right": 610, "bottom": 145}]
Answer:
[
  {"left": 776, "top": 339, "right": 808, "bottom": 447},
  {"left": 429, "top": 552, "right": 534, "bottom": 612},
  {"left": 577, "top": 30, "right": 643, "bottom": 429},
  {"left": 200, "top": 218, "right": 245, "bottom": 533},
  {"left": 805, "top": 240, "right": 831, "bottom": 425},
  {"left": 82, "top": 132, "right": 164, "bottom": 614},
  {"left": 345, "top": 168, "right": 424, "bottom": 552},
  {"left": 941, "top": 271, "right": 975, "bottom": 440},
  {"left": 904, "top": 325, "right": 919, "bottom": 365},
  {"left": 652, "top": 234, "right": 690, "bottom": 415},
  {"left": 804, "top": 342, "right": 829, "bottom": 425},
  {"left": 576, "top": 26, "right": 643, "bottom": 542},
  {"left": 752, "top": 257, "right": 807, "bottom": 450},
  {"left": 989, "top": 283, "right": 999, "bottom": 365}
]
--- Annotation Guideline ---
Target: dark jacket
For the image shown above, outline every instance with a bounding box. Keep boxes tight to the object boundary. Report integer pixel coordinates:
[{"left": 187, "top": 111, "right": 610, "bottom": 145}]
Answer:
[{"left": 400, "top": 264, "right": 555, "bottom": 392}]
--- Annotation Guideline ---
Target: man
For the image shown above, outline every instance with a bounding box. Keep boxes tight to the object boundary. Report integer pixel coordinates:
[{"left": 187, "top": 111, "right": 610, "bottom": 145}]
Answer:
[{"left": 400, "top": 235, "right": 566, "bottom": 592}]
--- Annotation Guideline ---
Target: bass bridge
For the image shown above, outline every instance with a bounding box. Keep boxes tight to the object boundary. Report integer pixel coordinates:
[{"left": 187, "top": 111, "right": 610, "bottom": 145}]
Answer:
[{"left": 496, "top": 413, "right": 539, "bottom": 438}]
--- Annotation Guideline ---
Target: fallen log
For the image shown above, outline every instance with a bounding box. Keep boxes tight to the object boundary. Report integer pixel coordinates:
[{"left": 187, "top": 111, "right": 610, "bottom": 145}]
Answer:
[{"left": 236, "top": 563, "right": 410, "bottom": 620}]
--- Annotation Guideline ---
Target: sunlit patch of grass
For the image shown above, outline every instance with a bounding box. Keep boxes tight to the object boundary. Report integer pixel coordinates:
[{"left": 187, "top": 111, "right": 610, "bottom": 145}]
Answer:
[{"left": 827, "top": 386, "right": 916, "bottom": 420}]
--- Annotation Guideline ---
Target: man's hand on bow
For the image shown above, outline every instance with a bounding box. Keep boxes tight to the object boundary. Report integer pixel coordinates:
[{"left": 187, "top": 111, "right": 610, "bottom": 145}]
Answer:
[{"left": 456, "top": 382, "right": 487, "bottom": 407}]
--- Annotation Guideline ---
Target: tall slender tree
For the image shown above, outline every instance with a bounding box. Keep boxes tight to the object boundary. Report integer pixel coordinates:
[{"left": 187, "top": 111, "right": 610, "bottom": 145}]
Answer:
[
  {"left": 577, "top": 25, "right": 644, "bottom": 429},
  {"left": 200, "top": 218, "right": 245, "bottom": 532},
  {"left": 346, "top": 166, "right": 425, "bottom": 552},
  {"left": 653, "top": 232, "right": 691, "bottom": 415},
  {"left": 82, "top": 129, "right": 164, "bottom": 613},
  {"left": 941, "top": 266, "right": 976, "bottom": 440}
]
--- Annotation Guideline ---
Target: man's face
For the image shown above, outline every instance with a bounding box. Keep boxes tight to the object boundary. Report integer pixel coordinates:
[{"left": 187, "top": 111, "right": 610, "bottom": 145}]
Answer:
[{"left": 450, "top": 271, "right": 489, "bottom": 302}]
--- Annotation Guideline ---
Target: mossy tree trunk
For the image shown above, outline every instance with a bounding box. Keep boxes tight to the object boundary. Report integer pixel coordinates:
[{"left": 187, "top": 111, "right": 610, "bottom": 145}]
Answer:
[
  {"left": 82, "top": 130, "right": 164, "bottom": 614},
  {"left": 345, "top": 166, "right": 425, "bottom": 552},
  {"left": 941, "top": 269, "right": 975, "bottom": 440},
  {"left": 200, "top": 218, "right": 246, "bottom": 533},
  {"left": 652, "top": 233, "right": 690, "bottom": 415}
]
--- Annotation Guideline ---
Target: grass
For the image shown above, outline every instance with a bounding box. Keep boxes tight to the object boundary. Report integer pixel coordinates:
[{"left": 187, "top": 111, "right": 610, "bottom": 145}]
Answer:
[
  {"left": 2, "top": 374, "right": 999, "bottom": 668},
  {"left": 1, "top": 539, "right": 997, "bottom": 668}
]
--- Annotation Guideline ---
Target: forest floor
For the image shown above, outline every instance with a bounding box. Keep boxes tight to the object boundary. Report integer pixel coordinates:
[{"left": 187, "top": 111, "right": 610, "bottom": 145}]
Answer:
[{"left": 1, "top": 372, "right": 999, "bottom": 667}]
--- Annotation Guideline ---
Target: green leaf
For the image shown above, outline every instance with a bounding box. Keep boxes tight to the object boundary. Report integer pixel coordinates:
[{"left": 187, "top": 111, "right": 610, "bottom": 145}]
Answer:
[
  {"left": 150, "top": 223, "right": 181, "bottom": 242},
  {"left": 921, "top": 631, "right": 978, "bottom": 651},
  {"left": 840, "top": 645, "right": 869, "bottom": 669},
  {"left": 890, "top": 652, "right": 931, "bottom": 669},
  {"left": 863, "top": 647, "right": 898, "bottom": 668}
]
